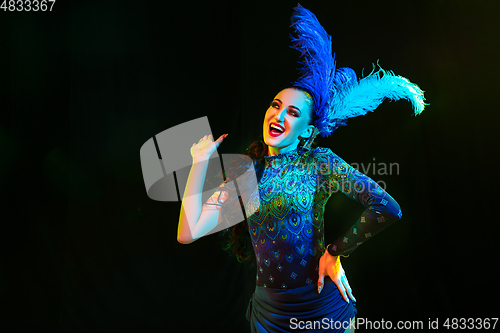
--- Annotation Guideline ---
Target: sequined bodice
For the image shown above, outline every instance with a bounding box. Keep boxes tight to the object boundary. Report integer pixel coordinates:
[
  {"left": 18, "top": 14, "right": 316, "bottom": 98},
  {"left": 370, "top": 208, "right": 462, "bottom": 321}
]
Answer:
[
  {"left": 244, "top": 146, "right": 402, "bottom": 289},
  {"left": 246, "top": 147, "right": 331, "bottom": 289}
]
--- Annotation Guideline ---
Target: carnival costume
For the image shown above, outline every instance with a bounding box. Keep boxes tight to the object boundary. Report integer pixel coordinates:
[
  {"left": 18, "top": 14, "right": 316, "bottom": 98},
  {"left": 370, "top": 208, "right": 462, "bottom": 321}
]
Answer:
[{"left": 238, "top": 4, "right": 426, "bottom": 332}]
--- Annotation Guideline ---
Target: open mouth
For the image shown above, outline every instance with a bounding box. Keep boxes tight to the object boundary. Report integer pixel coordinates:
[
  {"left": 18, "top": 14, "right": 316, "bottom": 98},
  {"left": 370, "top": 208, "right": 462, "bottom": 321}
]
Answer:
[{"left": 269, "top": 123, "right": 285, "bottom": 137}]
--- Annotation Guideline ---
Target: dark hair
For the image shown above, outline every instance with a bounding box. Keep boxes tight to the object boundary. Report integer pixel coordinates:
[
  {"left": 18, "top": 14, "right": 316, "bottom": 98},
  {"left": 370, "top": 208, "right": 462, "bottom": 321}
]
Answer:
[
  {"left": 219, "top": 140, "right": 266, "bottom": 264},
  {"left": 220, "top": 87, "right": 318, "bottom": 264},
  {"left": 289, "top": 86, "right": 319, "bottom": 149}
]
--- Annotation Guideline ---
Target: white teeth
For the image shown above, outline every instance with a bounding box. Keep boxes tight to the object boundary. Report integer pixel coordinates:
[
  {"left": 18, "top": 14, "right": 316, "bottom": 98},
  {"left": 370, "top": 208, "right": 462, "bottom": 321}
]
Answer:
[{"left": 270, "top": 124, "right": 284, "bottom": 132}]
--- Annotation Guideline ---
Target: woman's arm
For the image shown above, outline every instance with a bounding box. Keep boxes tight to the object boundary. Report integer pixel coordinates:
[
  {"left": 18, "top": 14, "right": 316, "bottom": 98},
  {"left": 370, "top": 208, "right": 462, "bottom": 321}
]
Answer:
[
  {"left": 177, "top": 134, "right": 229, "bottom": 244},
  {"left": 322, "top": 149, "right": 402, "bottom": 257}
]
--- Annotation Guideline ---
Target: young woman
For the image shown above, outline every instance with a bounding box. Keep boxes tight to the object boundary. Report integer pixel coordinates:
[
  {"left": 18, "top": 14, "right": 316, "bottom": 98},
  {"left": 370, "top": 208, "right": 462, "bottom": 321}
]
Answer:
[{"left": 177, "top": 5, "right": 425, "bottom": 332}]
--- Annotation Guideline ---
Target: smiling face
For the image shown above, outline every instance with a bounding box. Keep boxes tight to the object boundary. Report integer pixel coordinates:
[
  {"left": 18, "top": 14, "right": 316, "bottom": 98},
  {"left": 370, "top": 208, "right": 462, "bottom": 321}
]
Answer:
[{"left": 263, "top": 88, "right": 316, "bottom": 156}]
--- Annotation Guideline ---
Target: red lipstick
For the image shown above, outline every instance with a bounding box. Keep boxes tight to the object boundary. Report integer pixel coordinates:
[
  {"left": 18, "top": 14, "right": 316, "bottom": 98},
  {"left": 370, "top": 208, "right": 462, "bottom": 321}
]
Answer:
[{"left": 268, "top": 122, "right": 285, "bottom": 137}]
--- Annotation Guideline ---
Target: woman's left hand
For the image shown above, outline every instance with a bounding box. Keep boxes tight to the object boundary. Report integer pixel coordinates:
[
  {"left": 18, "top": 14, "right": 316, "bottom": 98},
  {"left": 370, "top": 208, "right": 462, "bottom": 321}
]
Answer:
[{"left": 317, "top": 250, "right": 356, "bottom": 303}]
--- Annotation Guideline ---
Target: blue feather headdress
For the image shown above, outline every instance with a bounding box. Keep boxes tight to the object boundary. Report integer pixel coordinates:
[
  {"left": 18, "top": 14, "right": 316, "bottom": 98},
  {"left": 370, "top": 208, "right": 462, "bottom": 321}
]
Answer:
[{"left": 290, "top": 4, "right": 426, "bottom": 138}]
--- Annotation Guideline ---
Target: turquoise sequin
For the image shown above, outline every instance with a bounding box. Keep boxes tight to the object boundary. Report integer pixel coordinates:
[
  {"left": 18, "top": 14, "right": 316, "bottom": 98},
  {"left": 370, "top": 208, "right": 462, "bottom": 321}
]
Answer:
[{"left": 246, "top": 146, "right": 401, "bottom": 289}]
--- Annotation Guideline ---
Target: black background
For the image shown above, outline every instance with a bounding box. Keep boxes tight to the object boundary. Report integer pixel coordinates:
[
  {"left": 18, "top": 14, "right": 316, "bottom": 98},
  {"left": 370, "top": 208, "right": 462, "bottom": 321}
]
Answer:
[{"left": 2, "top": 0, "right": 499, "bottom": 332}]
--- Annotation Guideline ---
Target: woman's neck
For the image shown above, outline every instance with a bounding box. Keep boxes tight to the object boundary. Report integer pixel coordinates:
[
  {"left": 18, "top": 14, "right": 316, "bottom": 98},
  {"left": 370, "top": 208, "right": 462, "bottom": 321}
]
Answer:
[{"left": 267, "top": 141, "right": 300, "bottom": 156}]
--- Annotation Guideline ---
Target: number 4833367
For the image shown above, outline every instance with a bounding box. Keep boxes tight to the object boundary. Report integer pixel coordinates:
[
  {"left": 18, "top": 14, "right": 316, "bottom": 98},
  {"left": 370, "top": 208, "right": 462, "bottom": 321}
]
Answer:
[{"left": 1, "top": 0, "right": 56, "bottom": 11}]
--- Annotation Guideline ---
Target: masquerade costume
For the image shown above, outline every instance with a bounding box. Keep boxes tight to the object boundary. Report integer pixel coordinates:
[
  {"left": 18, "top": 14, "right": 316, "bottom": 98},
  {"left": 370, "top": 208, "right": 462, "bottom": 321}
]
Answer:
[
  {"left": 240, "top": 4, "right": 426, "bottom": 332},
  {"left": 245, "top": 147, "right": 402, "bottom": 332}
]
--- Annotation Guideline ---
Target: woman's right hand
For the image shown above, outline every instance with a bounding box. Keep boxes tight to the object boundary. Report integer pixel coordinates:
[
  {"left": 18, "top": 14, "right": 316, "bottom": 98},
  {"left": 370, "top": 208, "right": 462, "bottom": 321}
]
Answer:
[{"left": 191, "top": 134, "right": 228, "bottom": 163}]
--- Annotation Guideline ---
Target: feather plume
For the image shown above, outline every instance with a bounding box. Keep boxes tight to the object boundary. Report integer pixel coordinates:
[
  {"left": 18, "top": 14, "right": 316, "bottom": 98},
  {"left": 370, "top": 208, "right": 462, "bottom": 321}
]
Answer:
[
  {"left": 290, "top": 4, "right": 337, "bottom": 137},
  {"left": 290, "top": 5, "right": 427, "bottom": 137},
  {"left": 328, "top": 64, "right": 427, "bottom": 123}
]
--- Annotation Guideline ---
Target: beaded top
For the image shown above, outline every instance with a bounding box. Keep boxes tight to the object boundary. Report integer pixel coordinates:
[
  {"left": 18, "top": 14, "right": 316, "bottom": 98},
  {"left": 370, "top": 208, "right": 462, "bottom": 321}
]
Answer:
[{"left": 244, "top": 146, "right": 401, "bottom": 289}]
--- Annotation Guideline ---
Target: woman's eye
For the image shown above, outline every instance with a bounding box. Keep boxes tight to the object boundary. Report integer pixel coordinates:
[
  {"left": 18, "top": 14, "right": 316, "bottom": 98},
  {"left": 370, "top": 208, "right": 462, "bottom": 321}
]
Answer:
[
  {"left": 288, "top": 110, "right": 298, "bottom": 117},
  {"left": 270, "top": 102, "right": 280, "bottom": 109}
]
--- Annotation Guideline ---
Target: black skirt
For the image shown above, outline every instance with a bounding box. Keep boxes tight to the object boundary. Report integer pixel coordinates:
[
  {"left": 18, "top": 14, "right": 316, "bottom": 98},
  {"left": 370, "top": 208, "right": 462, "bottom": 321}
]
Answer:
[{"left": 246, "top": 276, "right": 357, "bottom": 332}]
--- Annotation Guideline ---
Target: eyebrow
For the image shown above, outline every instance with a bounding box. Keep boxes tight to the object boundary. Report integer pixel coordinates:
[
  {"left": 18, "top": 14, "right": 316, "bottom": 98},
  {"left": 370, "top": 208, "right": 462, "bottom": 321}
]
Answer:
[{"left": 274, "top": 99, "right": 301, "bottom": 114}]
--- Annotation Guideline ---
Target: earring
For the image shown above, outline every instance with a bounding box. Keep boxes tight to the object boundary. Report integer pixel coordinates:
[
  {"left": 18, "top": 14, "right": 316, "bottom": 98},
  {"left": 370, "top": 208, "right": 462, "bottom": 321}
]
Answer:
[{"left": 301, "top": 127, "right": 319, "bottom": 153}]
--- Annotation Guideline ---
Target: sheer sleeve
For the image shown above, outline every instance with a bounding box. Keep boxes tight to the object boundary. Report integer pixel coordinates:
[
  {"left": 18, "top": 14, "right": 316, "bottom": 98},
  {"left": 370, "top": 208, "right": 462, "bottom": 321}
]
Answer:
[{"left": 319, "top": 148, "right": 402, "bottom": 257}]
